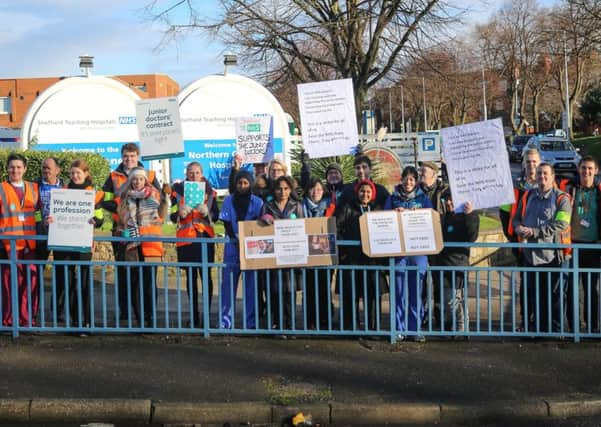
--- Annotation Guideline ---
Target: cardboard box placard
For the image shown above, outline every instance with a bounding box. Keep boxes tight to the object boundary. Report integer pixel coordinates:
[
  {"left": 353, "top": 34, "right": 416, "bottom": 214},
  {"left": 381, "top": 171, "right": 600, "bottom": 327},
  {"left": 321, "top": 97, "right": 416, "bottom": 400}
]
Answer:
[
  {"left": 239, "top": 217, "right": 338, "bottom": 270},
  {"left": 359, "top": 209, "right": 443, "bottom": 257}
]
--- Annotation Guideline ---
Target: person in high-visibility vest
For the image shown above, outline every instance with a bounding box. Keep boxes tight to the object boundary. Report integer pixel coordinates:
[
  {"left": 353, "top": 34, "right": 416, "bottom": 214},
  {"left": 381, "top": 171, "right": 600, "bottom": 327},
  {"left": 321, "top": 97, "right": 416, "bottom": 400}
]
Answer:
[
  {"left": 512, "top": 163, "right": 572, "bottom": 333},
  {"left": 48, "top": 159, "right": 104, "bottom": 328},
  {"left": 101, "top": 143, "right": 161, "bottom": 323},
  {"left": 500, "top": 148, "right": 541, "bottom": 331},
  {"left": 116, "top": 167, "right": 169, "bottom": 327},
  {"left": 169, "top": 162, "right": 219, "bottom": 328},
  {"left": 0, "top": 153, "right": 41, "bottom": 327}
]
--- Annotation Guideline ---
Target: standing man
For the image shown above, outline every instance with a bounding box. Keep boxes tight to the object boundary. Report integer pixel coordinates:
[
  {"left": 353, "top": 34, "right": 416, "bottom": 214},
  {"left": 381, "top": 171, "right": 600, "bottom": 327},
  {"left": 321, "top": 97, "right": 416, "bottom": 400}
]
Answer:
[
  {"left": 102, "top": 143, "right": 161, "bottom": 323},
  {"left": 339, "top": 154, "right": 390, "bottom": 208},
  {"left": 500, "top": 148, "right": 541, "bottom": 331},
  {"left": 559, "top": 156, "right": 601, "bottom": 333},
  {"left": 512, "top": 163, "right": 572, "bottom": 333},
  {"left": 35, "top": 157, "right": 62, "bottom": 289},
  {"left": 0, "top": 154, "right": 40, "bottom": 326}
]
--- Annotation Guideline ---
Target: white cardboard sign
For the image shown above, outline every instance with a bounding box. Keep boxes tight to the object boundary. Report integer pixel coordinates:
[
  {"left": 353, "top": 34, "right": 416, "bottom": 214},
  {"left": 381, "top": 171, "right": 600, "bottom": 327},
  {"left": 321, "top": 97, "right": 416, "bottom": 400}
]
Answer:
[
  {"left": 136, "top": 96, "right": 184, "bottom": 160},
  {"left": 297, "top": 78, "right": 358, "bottom": 158}
]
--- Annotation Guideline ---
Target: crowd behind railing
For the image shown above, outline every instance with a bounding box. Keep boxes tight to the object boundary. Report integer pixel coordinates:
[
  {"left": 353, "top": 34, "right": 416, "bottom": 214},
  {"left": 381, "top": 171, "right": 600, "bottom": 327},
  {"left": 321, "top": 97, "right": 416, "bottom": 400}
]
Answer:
[{"left": 0, "top": 143, "right": 600, "bottom": 343}]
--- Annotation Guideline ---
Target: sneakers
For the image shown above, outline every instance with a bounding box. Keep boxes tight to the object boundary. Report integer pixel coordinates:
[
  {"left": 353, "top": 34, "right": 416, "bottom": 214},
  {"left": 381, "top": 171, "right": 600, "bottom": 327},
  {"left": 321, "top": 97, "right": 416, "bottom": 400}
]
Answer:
[
  {"left": 412, "top": 335, "right": 426, "bottom": 343},
  {"left": 396, "top": 334, "right": 426, "bottom": 343}
]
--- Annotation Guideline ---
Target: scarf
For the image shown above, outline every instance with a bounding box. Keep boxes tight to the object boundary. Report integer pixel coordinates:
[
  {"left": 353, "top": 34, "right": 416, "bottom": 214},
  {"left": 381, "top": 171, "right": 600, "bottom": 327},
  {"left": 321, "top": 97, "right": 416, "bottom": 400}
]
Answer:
[
  {"left": 120, "top": 186, "right": 160, "bottom": 248},
  {"left": 68, "top": 179, "right": 92, "bottom": 190},
  {"left": 233, "top": 190, "right": 251, "bottom": 222},
  {"left": 303, "top": 197, "right": 329, "bottom": 218}
]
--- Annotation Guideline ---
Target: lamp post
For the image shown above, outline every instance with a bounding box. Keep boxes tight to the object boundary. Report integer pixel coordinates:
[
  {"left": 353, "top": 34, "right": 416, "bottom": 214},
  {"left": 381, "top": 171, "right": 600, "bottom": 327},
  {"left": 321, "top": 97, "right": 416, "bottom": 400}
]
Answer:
[
  {"left": 401, "top": 85, "right": 405, "bottom": 133},
  {"left": 422, "top": 77, "right": 427, "bottom": 131},
  {"left": 563, "top": 31, "right": 571, "bottom": 139},
  {"left": 482, "top": 65, "right": 488, "bottom": 121}
]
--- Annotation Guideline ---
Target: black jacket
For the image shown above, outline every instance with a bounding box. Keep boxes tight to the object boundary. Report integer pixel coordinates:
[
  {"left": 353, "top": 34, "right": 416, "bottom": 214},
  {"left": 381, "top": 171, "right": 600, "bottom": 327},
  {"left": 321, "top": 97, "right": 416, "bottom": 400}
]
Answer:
[{"left": 432, "top": 211, "right": 479, "bottom": 267}]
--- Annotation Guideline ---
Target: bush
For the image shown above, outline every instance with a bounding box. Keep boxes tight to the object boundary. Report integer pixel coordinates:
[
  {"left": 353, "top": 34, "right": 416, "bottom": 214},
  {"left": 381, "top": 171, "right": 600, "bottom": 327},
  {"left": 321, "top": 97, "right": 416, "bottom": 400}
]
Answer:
[{"left": 0, "top": 149, "right": 110, "bottom": 189}]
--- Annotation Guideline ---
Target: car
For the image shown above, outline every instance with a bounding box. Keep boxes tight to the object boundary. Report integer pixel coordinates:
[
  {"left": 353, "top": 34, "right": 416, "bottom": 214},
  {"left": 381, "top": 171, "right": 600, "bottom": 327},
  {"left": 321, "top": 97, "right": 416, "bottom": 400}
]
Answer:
[
  {"left": 509, "top": 135, "right": 534, "bottom": 163},
  {"left": 521, "top": 136, "right": 581, "bottom": 174}
]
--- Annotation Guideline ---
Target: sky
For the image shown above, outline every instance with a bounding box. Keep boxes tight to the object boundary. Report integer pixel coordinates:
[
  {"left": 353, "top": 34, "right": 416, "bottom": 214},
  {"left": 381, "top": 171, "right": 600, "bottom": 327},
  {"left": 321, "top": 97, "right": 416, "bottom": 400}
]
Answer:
[{"left": 0, "top": 0, "right": 561, "bottom": 90}]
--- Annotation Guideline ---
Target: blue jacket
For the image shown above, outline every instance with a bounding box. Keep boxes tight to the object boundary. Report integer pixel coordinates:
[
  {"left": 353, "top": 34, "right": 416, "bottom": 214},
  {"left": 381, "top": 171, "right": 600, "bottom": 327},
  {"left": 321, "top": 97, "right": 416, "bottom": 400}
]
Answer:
[{"left": 384, "top": 186, "right": 433, "bottom": 210}]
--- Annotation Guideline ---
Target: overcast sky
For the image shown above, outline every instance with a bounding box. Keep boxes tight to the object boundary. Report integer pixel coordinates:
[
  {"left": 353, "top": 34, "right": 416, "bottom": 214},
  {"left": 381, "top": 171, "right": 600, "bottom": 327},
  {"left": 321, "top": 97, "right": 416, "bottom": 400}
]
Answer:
[{"left": 0, "top": 0, "right": 560, "bottom": 89}]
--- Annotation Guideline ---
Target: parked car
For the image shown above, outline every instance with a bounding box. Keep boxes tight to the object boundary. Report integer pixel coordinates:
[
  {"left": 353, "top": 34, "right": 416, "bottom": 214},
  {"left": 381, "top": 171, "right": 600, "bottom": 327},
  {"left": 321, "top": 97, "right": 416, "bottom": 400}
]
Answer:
[
  {"left": 521, "top": 136, "right": 581, "bottom": 174},
  {"left": 509, "top": 135, "right": 534, "bottom": 163}
]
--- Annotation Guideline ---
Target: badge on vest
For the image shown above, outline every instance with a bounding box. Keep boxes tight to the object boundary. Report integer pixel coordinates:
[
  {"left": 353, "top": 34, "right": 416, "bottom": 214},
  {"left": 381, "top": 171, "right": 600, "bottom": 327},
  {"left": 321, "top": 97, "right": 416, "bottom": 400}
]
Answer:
[
  {"left": 580, "top": 218, "right": 591, "bottom": 228},
  {"left": 18, "top": 214, "right": 24, "bottom": 222},
  {"left": 9, "top": 203, "right": 16, "bottom": 212}
]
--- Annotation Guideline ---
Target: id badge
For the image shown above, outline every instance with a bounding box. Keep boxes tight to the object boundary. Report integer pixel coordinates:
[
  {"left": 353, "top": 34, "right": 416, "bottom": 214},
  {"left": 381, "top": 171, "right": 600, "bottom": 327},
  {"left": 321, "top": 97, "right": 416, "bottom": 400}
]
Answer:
[
  {"left": 580, "top": 218, "right": 591, "bottom": 228},
  {"left": 17, "top": 214, "right": 25, "bottom": 222}
]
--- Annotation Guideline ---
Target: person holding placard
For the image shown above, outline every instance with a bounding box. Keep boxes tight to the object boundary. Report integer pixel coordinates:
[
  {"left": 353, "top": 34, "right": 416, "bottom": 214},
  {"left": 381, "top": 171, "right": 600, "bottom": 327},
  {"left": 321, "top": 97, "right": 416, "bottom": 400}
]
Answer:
[
  {"left": 101, "top": 143, "right": 162, "bottom": 323},
  {"left": 220, "top": 170, "right": 263, "bottom": 329},
  {"left": 430, "top": 191, "right": 479, "bottom": 334},
  {"left": 335, "top": 179, "right": 387, "bottom": 331},
  {"left": 384, "top": 166, "right": 432, "bottom": 342},
  {"left": 302, "top": 177, "right": 334, "bottom": 330},
  {"left": 259, "top": 175, "right": 304, "bottom": 330},
  {"left": 49, "top": 160, "right": 104, "bottom": 327},
  {"left": 0, "top": 153, "right": 40, "bottom": 327},
  {"left": 170, "top": 162, "right": 219, "bottom": 327},
  {"left": 116, "top": 167, "right": 169, "bottom": 327},
  {"left": 512, "top": 163, "right": 572, "bottom": 334}
]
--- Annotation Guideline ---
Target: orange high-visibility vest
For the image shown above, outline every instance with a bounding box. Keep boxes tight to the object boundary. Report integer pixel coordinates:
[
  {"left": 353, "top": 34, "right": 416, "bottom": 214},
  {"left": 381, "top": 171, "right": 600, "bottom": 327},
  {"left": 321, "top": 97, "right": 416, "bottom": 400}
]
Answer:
[
  {"left": 0, "top": 181, "right": 39, "bottom": 253},
  {"left": 137, "top": 189, "right": 164, "bottom": 257},
  {"left": 173, "top": 187, "right": 215, "bottom": 247}
]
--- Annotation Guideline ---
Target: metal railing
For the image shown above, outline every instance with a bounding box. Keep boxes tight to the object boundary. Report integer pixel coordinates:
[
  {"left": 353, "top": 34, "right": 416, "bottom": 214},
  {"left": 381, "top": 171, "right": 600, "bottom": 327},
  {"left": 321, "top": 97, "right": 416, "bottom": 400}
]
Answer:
[{"left": 0, "top": 236, "right": 598, "bottom": 343}]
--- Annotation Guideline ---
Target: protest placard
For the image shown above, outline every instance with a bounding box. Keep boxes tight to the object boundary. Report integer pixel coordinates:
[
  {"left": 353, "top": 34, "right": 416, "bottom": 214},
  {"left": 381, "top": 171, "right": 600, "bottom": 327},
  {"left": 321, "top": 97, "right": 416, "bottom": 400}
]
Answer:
[
  {"left": 440, "top": 118, "right": 514, "bottom": 212},
  {"left": 184, "top": 181, "right": 206, "bottom": 206},
  {"left": 47, "top": 189, "right": 95, "bottom": 252},
  {"left": 235, "top": 116, "right": 273, "bottom": 163},
  {"left": 238, "top": 217, "right": 337, "bottom": 270},
  {"left": 297, "top": 78, "right": 358, "bottom": 159},
  {"left": 359, "top": 209, "right": 443, "bottom": 257},
  {"left": 136, "top": 97, "right": 184, "bottom": 160}
]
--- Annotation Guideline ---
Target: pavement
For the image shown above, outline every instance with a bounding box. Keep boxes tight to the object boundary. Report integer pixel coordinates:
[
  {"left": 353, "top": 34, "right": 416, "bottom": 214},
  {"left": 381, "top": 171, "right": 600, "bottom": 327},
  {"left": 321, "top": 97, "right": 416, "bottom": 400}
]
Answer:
[{"left": 1, "top": 333, "right": 601, "bottom": 426}]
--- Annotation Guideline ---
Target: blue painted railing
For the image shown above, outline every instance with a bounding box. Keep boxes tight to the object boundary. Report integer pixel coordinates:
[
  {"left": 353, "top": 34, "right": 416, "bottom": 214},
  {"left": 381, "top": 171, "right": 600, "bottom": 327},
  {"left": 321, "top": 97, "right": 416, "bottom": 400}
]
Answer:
[{"left": 0, "top": 236, "right": 598, "bottom": 343}]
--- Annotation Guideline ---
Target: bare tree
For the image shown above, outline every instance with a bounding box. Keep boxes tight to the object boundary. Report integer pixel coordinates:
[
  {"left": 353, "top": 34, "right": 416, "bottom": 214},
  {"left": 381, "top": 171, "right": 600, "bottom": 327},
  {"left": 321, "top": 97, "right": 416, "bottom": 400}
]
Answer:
[{"left": 145, "top": 0, "right": 463, "bottom": 124}]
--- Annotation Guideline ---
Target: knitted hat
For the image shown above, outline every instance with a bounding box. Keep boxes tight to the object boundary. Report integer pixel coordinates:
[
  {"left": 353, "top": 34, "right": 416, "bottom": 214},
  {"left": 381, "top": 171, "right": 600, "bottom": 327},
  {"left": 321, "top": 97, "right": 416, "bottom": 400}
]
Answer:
[
  {"left": 354, "top": 179, "right": 376, "bottom": 201},
  {"left": 326, "top": 163, "right": 343, "bottom": 176}
]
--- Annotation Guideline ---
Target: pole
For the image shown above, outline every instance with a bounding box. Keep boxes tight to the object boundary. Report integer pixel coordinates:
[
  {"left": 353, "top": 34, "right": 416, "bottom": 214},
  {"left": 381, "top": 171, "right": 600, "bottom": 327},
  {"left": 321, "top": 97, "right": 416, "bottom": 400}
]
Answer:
[
  {"left": 401, "top": 85, "right": 405, "bottom": 133},
  {"left": 563, "top": 31, "right": 571, "bottom": 139},
  {"left": 388, "top": 88, "right": 392, "bottom": 131},
  {"left": 422, "top": 77, "right": 427, "bottom": 131},
  {"left": 482, "top": 65, "right": 488, "bottom": 121}
]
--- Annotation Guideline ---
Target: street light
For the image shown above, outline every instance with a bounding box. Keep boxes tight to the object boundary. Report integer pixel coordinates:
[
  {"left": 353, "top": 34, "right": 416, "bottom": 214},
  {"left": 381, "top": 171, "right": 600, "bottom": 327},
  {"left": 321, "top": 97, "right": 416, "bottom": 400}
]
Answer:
[
  {"left": 482, "top": 65, "right": 488, "bottom": 121},
  {"left": 563, "top": 31, "right": 571, "bottom": 139}
]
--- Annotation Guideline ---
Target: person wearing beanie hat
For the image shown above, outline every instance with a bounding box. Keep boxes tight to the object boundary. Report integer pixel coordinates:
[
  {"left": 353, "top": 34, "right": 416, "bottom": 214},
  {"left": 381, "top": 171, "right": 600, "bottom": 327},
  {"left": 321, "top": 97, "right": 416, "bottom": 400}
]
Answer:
[
  {"left": 384, "top": 166, "right": 433, "bottom": 342},
  {"left": 335, "top": 178, "right": 388, "bottom": 331},
  {"left": 169, "top": 162, "right": 219, "bottom": 327},
  {"left": 219, "top": 168, "right": 264, "bottom": 329}
]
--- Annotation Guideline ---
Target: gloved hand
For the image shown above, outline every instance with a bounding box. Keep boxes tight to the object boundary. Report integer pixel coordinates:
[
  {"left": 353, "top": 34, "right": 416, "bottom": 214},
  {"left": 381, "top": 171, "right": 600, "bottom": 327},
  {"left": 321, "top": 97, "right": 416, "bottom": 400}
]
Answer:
[
  {"left": 259, "top": 213, "right": 274, "bottom": 226},
  {"left": 127, "top": 225, "right": 139, "bottom": 239},
  {"left": 162, "top": 183, "right": 172, "bottom": 196},
  {"left": 196, "top": 204, "right": 209, "bottom": 217},
  {"left": 179, "top": 205, "right": 192, "bottom": 218}
]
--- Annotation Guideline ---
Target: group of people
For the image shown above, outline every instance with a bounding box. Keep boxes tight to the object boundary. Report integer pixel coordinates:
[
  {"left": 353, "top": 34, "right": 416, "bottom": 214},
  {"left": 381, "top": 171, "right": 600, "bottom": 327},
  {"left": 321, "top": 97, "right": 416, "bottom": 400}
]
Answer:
[
  {"left": 2, "top": 141, "right": 597, "bottom": 338},
  {"left": 502, "top": 148, "right": 601, "bottom": 334}
]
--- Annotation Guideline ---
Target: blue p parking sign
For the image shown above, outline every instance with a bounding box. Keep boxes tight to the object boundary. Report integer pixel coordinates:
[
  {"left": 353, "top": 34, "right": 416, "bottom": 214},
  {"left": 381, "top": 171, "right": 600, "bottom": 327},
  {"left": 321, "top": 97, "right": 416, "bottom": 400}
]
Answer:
[{"left": 422, "top": 137, "right": 436, "bottom": 151}]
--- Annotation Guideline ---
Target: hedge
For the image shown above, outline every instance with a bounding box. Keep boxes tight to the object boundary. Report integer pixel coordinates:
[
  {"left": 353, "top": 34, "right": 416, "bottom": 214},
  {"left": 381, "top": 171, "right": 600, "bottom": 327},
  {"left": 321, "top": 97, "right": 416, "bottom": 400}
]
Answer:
[{"left": 0, "top": 149, "right": 111, "bottom": 189}]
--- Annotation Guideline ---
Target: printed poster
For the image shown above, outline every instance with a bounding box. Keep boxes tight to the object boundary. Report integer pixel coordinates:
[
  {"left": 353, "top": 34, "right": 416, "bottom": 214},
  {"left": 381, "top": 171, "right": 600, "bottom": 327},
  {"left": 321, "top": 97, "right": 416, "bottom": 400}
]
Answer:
[
  {"left": 184, "top": 181, "right": 206, "bottom": 206},
  {"left": 136, "top": 97, "right": 185, "bottom": 160},
  {"left": 47, "top": 189, "right": 95, "bottom": 252}
]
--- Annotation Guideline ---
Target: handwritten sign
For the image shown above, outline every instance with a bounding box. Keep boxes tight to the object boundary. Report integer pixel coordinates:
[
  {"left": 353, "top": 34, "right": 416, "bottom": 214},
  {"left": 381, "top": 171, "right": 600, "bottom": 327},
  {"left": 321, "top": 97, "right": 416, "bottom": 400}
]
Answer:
[
  {"left": 235, "top": 116, "right": 273, "bottom": 163},
  {"left": 297, "top": 78, "right": 358, "bottom": 158}
]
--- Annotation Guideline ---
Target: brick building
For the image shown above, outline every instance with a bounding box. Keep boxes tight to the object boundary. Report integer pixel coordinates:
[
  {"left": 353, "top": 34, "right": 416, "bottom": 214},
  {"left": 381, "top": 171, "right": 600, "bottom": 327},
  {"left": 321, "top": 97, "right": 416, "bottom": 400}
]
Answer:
[{"left": 0, "top": 74, "right": 180, "bottom": 129}]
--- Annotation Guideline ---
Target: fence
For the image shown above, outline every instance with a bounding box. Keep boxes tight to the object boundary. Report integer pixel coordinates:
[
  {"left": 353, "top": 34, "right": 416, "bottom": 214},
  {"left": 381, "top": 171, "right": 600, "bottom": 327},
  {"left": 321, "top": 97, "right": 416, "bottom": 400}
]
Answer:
[{"left": 0, "top": 235, "right": 598, "bottom": 343}]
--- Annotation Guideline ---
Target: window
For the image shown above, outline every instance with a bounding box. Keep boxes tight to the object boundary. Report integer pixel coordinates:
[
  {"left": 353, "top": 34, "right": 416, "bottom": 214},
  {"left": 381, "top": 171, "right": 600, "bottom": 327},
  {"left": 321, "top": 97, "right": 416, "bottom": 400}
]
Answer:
[{"left": 0, "top": 97, "right": 10, "bottom": 114}]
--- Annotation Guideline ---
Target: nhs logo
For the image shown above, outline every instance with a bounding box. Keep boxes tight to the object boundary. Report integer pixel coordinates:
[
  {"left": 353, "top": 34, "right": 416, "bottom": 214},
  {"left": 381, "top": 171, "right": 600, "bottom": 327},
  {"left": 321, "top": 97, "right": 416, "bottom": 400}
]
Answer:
[
  {"left": 421, "top": 137, "right": 436, "bottom": 151},
  {"left": 119, "top": 116, "right": 137, "bottom": 125}
]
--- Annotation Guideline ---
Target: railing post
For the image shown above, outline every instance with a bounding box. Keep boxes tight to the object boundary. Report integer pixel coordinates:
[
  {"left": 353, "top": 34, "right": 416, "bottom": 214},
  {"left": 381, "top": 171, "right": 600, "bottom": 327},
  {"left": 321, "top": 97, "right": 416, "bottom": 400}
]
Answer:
[
  {"left": 572, "top": 246, "right": 580, "bottom": 343},
  {"left": 201, "top": 239, "right": 210, "bottom": 338},
  {"left": 389, "top": 257, "right": 397, "bottom": 344},
  {"left": 10, "top": 238, "right": 19, "bottom": 338}
]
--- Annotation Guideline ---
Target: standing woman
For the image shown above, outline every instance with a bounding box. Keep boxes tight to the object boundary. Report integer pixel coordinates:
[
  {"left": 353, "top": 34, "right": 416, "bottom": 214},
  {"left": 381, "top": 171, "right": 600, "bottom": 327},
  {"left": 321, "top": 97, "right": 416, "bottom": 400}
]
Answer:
[
  {"left": 259, "top": 175, "right": 304, "bottom": 329},
  {"left": 170, "top": 162, "right": 219, "bottom": 327},
  {"left": 51, "top": 160, "right": 104, "bottom": 327},
  {"left": 0, "top": 153, "right": 40, "bottom": 327},
  {"left": 384, "top": 166, "right": 432, "bottom": 342},
  {"left": 302, "top": 177, "right": 333, "bottom": 330},
  {"left": 220, "top": 171, "right": 263, "bottom": 329},
  {"left": 335, "top": 179, "right": 386, "bottom": 331},
  {"left": 117, "top": 167, "right": 169, "bottom": 327}
]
